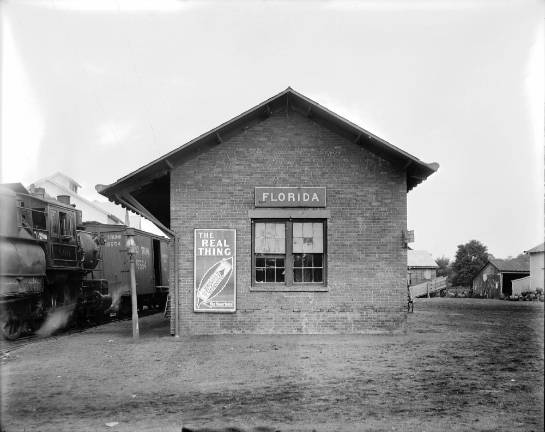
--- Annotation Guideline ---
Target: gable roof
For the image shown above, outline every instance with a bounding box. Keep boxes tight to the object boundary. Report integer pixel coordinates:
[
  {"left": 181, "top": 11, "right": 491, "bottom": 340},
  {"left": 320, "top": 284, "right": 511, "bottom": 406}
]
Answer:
[
  {"left": 525, "top": 242, "right": 544, "bottom": 254},
  {"left": 408, "top": 250, "right": 439, "bottom": 268},
  {"left": 488, "top": 256, "right": 530, "bottom": 273},
  {"left": 96, "top": 87, "right": 439, "bottom": 235},
  {"left": 33, "top": 172, "right": 82, "bottom": 189}
]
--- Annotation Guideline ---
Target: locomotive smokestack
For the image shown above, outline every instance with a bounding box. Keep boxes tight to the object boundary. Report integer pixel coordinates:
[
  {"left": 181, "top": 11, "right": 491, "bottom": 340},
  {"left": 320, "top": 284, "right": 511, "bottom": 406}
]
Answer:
[{"left": 57, "top": 195, "right": 71, "bottom": 205}]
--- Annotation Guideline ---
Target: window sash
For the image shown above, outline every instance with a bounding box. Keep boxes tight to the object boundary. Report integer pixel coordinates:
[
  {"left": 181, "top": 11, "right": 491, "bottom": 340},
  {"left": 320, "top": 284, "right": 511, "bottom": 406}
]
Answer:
[{"left": 252, "top": 219, "right": 326, "bottom": 286}]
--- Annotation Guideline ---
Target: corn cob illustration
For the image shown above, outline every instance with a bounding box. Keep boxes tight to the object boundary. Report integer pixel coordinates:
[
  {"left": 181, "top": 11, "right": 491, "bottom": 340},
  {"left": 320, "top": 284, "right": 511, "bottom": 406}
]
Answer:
[{"left": 196, "top": 257, "right": 233, "bottom": 307}]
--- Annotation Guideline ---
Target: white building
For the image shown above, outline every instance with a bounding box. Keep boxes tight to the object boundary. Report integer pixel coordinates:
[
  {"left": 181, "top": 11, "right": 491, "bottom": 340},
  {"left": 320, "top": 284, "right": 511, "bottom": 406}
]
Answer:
[
  {"left": 511, "top": 242, "right": 544, "bottom": 295},
  {"left": 30, "top": 172, "right": 142, "bottom": 228}
]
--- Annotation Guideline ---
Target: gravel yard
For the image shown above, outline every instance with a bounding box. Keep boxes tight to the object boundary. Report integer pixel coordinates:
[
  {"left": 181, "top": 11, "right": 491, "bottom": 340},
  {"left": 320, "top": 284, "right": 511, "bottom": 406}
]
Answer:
[{"left": 1, "top": 298, "right": 543, "bottom": 432}]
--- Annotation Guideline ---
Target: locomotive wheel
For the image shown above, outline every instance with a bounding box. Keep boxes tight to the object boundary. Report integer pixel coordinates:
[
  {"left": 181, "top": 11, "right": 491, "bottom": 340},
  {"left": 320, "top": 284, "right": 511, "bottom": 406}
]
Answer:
[{"left": 1, "top": 317, "right": 22, "bottom": 340}]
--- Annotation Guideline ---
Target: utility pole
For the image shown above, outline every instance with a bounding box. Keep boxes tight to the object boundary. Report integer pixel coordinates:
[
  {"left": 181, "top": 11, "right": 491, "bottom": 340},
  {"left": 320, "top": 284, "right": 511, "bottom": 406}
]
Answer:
[{"left": 125, "top": 228, "right": 139, "bottom": 339}]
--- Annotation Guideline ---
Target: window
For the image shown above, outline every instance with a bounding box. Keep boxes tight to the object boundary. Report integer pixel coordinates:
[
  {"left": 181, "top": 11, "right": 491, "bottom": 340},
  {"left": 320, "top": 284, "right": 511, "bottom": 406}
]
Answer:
[
  {"left": 252, "top": 220, "right": 326, "bottom": 288},
  {"left": 31, "top": 208, "right": 47, "bottom": 230},
  {"left": 50, "top": 209, "right": 59, "bottom": 238},
  {"left": 60, "top": 212, "right": 68, "bottom": 236},
  {"left": 58, "top": 211, "right": 75, "bottom": 238}
]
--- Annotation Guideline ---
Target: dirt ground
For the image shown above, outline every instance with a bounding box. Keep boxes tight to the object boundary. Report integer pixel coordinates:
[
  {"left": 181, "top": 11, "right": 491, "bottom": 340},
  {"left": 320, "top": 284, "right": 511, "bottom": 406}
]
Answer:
[{"left": 1, "top": 298, "right": 543, "bottom": 432}]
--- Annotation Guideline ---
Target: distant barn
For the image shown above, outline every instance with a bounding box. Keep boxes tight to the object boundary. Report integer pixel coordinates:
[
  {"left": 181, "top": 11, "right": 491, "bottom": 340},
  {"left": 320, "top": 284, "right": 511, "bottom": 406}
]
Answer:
[
  {"left": 407, "top": 250, "right": 438, "bottom": 286},
  {"left": 472, "top": 256, "right": 530, "bottom": 299}
]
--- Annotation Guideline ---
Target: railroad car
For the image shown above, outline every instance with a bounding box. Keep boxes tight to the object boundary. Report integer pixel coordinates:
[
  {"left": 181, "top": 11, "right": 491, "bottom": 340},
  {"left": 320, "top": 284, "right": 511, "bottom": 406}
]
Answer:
[
  {"left": 82, "top": 222, "right": 169, "bottom": 315},
  {"left": 0, "top": 184, "right": 111, "bottom": 340}
]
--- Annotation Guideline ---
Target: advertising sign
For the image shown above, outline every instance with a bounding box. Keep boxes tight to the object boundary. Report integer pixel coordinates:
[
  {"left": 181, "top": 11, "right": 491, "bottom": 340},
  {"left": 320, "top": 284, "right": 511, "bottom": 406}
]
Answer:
[
  {"left": 255, "top": 187, "right": 326, "bottom": 208},
  {"left": 194, "top": 229, "right": 236, "bottom": 312}
]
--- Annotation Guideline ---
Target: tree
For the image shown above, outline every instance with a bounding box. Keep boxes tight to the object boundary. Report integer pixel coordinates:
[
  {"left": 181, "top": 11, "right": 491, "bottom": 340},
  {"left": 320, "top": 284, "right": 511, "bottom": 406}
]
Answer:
[
  {"left": 451, "top": 240, "right": 489, "bottom": 287},
  {"left": 435, "top": 256, "right": 451, "bottom": 279}
]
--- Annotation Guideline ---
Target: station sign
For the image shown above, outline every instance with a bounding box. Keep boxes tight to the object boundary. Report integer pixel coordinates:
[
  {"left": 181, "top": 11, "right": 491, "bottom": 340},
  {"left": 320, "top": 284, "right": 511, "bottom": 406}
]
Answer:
[
  {"left": 255, "top": 187, "right": 326, "bottom": 208},
  {"left": 194, "top": 229, "right": 236, "bottom": 313}
]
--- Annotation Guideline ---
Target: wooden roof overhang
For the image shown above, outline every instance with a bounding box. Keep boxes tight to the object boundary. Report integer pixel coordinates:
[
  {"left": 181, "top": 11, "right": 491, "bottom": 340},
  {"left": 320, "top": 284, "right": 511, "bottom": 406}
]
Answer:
[{"left": 97, "top": 87, "right": 439, "bottom": 235}]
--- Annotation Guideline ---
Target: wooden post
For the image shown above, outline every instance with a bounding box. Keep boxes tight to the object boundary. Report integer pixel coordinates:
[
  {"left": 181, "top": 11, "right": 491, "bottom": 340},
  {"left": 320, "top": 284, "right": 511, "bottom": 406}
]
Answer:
[{"left": 126, "top": 229, "right": 139, "bottom": 340}]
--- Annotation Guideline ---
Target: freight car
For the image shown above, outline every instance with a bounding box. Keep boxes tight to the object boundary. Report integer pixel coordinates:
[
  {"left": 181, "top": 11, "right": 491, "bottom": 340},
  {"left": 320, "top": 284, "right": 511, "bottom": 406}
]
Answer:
[
  {"left": 0, "top": 184, "right": 112, "bottom": 340},
  {"left": 82, "top": 223, "right": 169, "bottom": 316}
]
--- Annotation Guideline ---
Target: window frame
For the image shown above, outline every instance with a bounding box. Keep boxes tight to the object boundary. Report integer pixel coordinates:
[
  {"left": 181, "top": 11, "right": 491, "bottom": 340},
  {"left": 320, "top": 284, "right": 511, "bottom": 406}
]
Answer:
[{"left": 251, "top": 218, "right": 328, "bottom": 292}]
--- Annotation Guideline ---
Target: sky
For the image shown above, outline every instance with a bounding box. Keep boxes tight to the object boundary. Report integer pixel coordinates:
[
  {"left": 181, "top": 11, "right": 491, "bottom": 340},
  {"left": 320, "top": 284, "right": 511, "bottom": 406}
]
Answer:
[{"left": 1, "top": 0, "right": 543, "bottom": 260}]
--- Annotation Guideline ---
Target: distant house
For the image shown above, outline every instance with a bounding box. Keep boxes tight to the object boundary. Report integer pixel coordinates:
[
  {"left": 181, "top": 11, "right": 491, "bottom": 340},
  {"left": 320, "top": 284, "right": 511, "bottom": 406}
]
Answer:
[
  {"left": 30, "top": 172, "right": 141, "bottom": 228},
  {"left": 407, "top": 250, "right": 438, "bottom": 286},
  {"left": 472, "top": 256, "right": 530, "bottom": 299},
  {"left": 511, "top": 243, "right": 544, "bottom": 295}
]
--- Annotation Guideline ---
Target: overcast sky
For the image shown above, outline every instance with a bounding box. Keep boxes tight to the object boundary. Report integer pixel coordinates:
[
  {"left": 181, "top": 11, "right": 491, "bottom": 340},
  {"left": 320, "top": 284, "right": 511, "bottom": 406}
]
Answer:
[{"left": 1, "top": 0, "right": 543, "bottom": 260}]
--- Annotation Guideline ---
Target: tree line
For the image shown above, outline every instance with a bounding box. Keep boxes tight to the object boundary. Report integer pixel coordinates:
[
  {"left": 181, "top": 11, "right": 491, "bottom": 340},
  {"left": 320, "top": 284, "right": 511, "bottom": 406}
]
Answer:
[{"left": 435, "top": 240, "right": 490, "bottom": 287}]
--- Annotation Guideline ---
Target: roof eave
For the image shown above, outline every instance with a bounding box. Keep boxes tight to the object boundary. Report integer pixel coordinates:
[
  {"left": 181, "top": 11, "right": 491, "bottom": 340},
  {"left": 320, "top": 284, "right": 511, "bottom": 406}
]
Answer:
[{"left": 98, "top": 87, "right": 439, "bottom": 199}]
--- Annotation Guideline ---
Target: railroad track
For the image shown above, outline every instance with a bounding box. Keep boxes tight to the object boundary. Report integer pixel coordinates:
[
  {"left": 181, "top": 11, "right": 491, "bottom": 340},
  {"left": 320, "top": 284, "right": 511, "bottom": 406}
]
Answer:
[{"left": 0, "top": 309, "right": 160, "bottom": 358}]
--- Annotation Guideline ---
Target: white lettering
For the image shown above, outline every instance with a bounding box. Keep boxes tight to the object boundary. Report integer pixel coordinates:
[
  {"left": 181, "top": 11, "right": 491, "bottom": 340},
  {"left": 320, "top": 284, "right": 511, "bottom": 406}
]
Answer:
[
  {"left": 312, "top": 193, "right": 319, "bottom": 202},
  {"left": 303, "top": 193, "right": 309, "bottom": 201},
  {"left": 278, "top": 192, "right": 285, "bottom": 201},
  {"left": 288, "top": 192, "right": 295, "bottom": 201}
]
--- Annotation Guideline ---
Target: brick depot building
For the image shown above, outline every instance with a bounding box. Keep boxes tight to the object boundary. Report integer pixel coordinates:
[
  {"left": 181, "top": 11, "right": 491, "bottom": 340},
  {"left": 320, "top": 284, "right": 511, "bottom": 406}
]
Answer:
[{"left": 98, "top": 88, "right": 438, "bottom": 335}]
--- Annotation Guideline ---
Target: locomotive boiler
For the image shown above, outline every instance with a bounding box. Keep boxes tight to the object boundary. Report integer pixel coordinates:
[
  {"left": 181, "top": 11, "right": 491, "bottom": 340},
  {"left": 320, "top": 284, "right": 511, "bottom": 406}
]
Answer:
[{"left": 0, "top": 184, "right": 111, "bottom": 340}]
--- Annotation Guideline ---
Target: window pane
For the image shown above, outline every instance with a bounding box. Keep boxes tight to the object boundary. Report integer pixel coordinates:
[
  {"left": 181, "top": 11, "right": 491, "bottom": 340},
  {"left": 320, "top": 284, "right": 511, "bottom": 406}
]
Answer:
[
  {"left": 32, "top": 209, "right": 47, "bottom": 230},
  {"left": 266, "top": 268, "right": 275, "bottom": 282},
  {"left": 293, "top": 254, "right": 302, "bottom": 267},
  {"left": 266, "top": 258, "right": 275, "bottom": 268},
  {"left": 293, "top": 221, "right": 323, "bottom": 253},
  {"left": 276, "top": 223, "right": 285, "bottom": 239},
  {"left": 255, "top": 222, "right": 285, "bottom": 253},
  {"left": 256, "top": 257, "right": 265, "bottom": 267},
  {"left": 255, "top": 223, "right": 266, "bottom": 239},
  {"left": 314, "top": 254, "right": 323, "bottom": 267},
  {"left": 312, "top": 234, "right": 323, "bottom": 253},
  {"left": 313, "top": 222, "right": 323, "bottom": 239},
  {"left": 265, "top": 223, "right": 275, "bottom": 237},
  {"left": 255, "top": 236, "right": 266, "bottom": 253},
  {"left": 303, "top": 268, "right": 313, "bottom": 282},
  {"left": 303, "top": 254, "right": 313, "bottom": 267},
  {"left": 293, "top": 237, "right": 303, "bottom": 253},
  {"left": 302, "top": 237, "right": 313, "bottom": 253},
  {"left": 256, "top": 269, "right": 265, "bottom": 282},
  {"left": 276, "top": 268, "right": 285, "bottom": 282},
  {"left": 313, "top": 268, "right": 323, "bottom": 282},
  {"left": 276, "top": 258, "right": 284, "bottom": 268},
  {"left": 294, "top": 269, "right": 302, "bottom": 282}
]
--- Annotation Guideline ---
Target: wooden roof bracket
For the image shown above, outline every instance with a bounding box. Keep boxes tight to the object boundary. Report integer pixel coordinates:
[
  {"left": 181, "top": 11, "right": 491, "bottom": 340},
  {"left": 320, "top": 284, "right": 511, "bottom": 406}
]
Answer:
[
  {"left": 400, "top": 160, "right": 412, "bottom": 172},
  {"left": 353, "top": 134, "right": 362, "bottom": 145},
  {"left": 115, "top": 193, "right": 175, "bottom": 237},
  {"left": 215, "top": 132, "right": 223, "bottom": 144}
]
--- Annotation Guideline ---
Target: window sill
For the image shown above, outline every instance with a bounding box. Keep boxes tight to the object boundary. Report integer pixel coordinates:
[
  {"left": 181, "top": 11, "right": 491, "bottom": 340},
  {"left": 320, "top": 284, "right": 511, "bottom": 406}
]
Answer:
[{"left": 250, "top": 284, "right": 329, "bottom": 292}]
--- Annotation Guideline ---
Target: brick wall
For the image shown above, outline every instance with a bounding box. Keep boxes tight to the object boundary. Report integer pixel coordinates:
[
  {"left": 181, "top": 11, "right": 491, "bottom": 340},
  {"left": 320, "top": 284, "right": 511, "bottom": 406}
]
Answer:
[{"left": 170, "top": 109, "right": 408, "bottom": 334}]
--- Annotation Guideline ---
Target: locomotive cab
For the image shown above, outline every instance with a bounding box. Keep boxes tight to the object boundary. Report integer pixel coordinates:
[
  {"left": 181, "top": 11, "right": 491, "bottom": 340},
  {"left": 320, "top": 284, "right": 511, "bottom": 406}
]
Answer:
[{"left": 0, "top": 184, "right": 109, "bottom": 339}]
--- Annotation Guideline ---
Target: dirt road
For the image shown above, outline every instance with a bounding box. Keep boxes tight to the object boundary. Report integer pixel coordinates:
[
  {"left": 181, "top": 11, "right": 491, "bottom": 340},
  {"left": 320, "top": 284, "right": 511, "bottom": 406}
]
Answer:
[{"left": 1, "top": 298, "right": 543, "bottom": 431}]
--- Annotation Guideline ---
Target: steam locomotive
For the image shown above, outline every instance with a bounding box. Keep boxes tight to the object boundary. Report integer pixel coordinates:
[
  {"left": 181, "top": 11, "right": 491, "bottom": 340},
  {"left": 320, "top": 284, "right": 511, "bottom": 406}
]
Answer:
[{"left": 0, "top": 184, "right": 112, "bottom": 340}]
